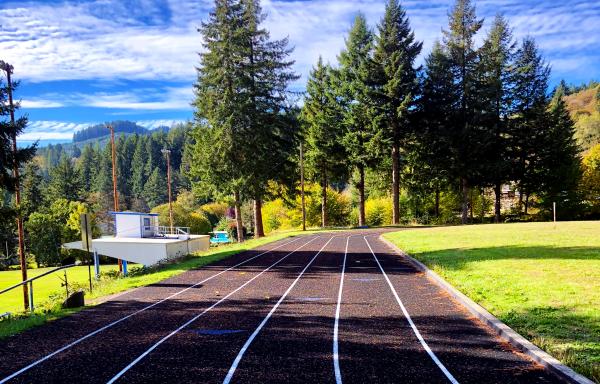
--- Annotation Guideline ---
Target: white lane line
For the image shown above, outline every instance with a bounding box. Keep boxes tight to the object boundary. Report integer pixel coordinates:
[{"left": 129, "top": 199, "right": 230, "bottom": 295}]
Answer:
[
  {"left": 222, "top": 236, "right": 335, "bottom": 384},
  {"left": 364, "top": 236, "right": 459, "bottom": 384},
  {"left": 333, "top": 236, "right": 349, "bottom": 384},
  {"left": 0, "top": 236, "right": 306, "bottom": 384},
  {"left": 107, "top": 236, "right": 321, "bottom": 384}
]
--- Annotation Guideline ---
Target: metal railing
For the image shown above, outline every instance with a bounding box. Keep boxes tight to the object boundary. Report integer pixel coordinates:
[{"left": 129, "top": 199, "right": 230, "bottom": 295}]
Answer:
[
  {"left": 0, "top": 263, "right": 77, "bottom": 313},
  {"left": 143, "top": 226, "right": 190, "bottom": 238}
]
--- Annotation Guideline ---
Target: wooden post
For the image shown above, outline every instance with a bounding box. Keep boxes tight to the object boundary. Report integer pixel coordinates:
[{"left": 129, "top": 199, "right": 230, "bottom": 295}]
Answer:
[
  {"left": 300, "top": 142, "right": 306, "bottom": 231},
  {"left": 106, "top": 124, "right": 121, "bottom": 271},
  {"left": 162, "top": 149, "right": 173, "bottom": 233},
  {"left": 2, "top": 62, "right": 29, "bottom": 311}
]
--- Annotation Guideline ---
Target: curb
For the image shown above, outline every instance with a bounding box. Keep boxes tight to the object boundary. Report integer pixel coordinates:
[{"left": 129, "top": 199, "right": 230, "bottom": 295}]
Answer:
[{"left": 379, "top": 235, "right": 595, "bottom": 384}]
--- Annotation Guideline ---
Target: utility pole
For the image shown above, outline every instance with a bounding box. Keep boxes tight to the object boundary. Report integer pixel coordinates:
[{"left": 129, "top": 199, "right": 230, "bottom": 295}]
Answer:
[
  {"left": 1, "top": 61, "right": 29, "bottom": 311},
  {"left": 300, "top": 142, "right": 306, "bottom": 231},
  {"left": 106, "top": 123, "right": 122, "bottom": 272},
  {"left": 161, "top": 149, "right": 174, "bottom": 233}
]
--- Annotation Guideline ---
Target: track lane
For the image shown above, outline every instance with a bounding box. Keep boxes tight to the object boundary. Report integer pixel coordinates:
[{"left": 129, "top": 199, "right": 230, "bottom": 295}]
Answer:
[
  {"left": 367, "top": 235, "right": 564, "bottom": 384},
  {"left": 0, "top": 235, "right": 314, "bottom": 384},
  {"left": 222, "top": 235, "right": 346, "bottom": 384},
  {"left": 105, "top": 236, "right": 334, "bottom": 383}
]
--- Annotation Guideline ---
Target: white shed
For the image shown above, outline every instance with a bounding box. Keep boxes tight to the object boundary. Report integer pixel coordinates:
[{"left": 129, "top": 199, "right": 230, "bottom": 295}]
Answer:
[{"left": 111, "top": 211, "right": 159, "bottom": 238}]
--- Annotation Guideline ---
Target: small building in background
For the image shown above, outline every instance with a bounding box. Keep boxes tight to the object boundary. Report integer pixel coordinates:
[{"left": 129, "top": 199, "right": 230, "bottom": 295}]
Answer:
[{"left": 63, "top": 211, "right": 210, "bottom": 267}]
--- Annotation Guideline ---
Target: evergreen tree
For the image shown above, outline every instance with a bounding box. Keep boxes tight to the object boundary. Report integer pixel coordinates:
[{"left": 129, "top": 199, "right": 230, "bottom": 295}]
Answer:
[
  {"left": 419, "top": 41, "right": 455, "bottom": 217},
  {"left": 478, "top": 14, "right": 516, "bottom": 222},
  {"left": 77, "top": 144, "right": 97, "bottom": 192},
  {"left": 337, "top": 13, "right": 377, "bottom": 226},
  {"left": 47, "top": 155, "right": 83, "bottom": 202},
  {"left": 21, "top": 161, "right": 45, "bottom": 216},
  {"left": 371, "top": 0, "right": 422, "bottom": 224},
  {"left": 190, "top": 0, "right": 248, "bottom": 241},
  {"left": 538, "top": 85, "right": 581, "bottom": 216},
  {"left": 238, "top": 0, "right": 299, "bottom": 237},
  {"left": 117, "top": 134, "right": 136, "bottom": 208},
  {"left": 511, "top": 37, "right": 550, "bottom": 213},
  {"left": 131, "top": 135, "right": 149, "bottom": 201},
  {"left": 442, "top": 0, "right": 485, "bottom": 223},
  {"left": 302, "top": 57, "right": 347, "bottom": 227},
  {"left": 143, "top": 168, "right": 168, "bottom": 208}
]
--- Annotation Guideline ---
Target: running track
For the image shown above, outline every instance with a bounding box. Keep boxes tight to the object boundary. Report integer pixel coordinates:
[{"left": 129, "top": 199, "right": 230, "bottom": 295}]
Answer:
[{"left": 0, "top": 230, "right": 568, "bottom": 383}]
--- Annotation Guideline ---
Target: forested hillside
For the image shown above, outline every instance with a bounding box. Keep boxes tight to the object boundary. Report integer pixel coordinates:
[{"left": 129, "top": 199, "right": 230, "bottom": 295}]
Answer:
[
  {"left": 72, "top": 120, "right": 148, "bottom": 142},
  {"left": 563, "top": 81, "right": 600, "bottom": 151}
]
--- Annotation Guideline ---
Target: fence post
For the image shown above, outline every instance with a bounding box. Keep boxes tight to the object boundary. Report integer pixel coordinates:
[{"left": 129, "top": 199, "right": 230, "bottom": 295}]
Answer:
[{"left": 28, "top": 281, "right": 34, "bottom": 312}]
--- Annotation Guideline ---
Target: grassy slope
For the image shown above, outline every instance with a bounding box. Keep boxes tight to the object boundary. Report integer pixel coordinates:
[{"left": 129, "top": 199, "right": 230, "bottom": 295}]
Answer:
[
  {"left": 384, "top": 222, "right": 600, "bottom": 382},
  {"left": 0, "top": 230, "right": 314, "bottom": 339}
]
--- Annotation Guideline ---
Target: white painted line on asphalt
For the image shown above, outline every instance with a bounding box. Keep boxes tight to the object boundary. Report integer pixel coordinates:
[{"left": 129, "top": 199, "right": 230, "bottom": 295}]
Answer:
[
  {"left": 222, "top": 236, "right": 335, "bottom": 384},
  {"left": 0, "top": 236, "right": 307, "bottom": 384},
  {"left": 364, "top": 236, "right": 460, "bottom": 384},
  {"left": 333, "top": 236, "right": 349, "bottom": 384},
  {"left": 107, "top": 235, "right": 321, "bottom": 384}
]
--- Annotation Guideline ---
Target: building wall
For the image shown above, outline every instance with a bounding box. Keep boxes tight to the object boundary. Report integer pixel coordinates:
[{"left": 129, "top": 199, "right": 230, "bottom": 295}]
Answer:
[{"left": 115, "top": 215, "right": 143, "bottom": 238}]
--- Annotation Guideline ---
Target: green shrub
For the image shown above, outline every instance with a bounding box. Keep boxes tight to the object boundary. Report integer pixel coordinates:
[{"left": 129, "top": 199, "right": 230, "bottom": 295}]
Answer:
[{"left": 200, "top": 202, "right": 230, "bottom": 227}]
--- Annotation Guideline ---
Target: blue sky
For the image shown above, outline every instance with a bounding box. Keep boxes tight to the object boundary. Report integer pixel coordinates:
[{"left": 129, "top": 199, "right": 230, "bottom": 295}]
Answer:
[{"left": 1, "top": 0, "right": 599, "bottom": 145}]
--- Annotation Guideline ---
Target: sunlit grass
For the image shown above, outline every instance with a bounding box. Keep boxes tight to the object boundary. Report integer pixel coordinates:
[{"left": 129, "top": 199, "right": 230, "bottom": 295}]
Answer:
[{"left": 384, "top": 221, "right": 600, "bottom": 382}]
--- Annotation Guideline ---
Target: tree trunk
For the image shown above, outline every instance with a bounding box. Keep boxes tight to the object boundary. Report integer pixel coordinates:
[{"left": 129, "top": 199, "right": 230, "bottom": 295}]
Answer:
[
  {"left": 234, "top": 190, "right": 244, "bottom": 243},
  {"left": 518, "top": 189, "right": 524, "bottom": 215},
  {"left": 358, "top": 164, "right": 366, "bottom": 227},
  {"left": 392, "top": 143, "right": 400, "bottom": 224},
  {"left": 494, "top": 183, "right": 501, "bottom": 223},
  {"left": 461, "top": 177, "right": 469, "bottom": 224},
  {"left": 524, "top": 193, "right": 530, "bottom": 215},
  {"left": 321, "top": 173, "right": 328, "bottom": 228},
  {"left": 435, "top": 189, "right": 440, "bottom": 218},
  {"left": 254, "top": 198, "right": 264, "bottom": 238},
  {"left": 469, "top": 188, "right": 474, "bottom": 221}
]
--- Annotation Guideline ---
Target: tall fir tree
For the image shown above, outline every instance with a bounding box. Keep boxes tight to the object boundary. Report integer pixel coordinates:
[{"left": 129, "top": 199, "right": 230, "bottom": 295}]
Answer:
[
  {"left": 21, "top": 161, "right": 45, "bottom": 217},
  {"left": 131, "top": 135, "right": 149, "bottom": 203},
  {"left": 371, "top": 0, "right": 422, "bottom": 224},
  {"left": 190, "top": 0, "right": 248, "bottom": 241},
  {"left": 302, "top": 57, "right": 347, "bottom": 227},
  {"left": 442, "top": 0, "right": 485, "bottom": 223},
  {"left": 337, "top": 13, "right": 377, "bottom": 226},
  {"left": 511, "top": 37, "right": 550, "bottom": 213},
  {"left": 47, "top": 155, "right": 83, "bottom": 202},
  {"left": 238, "top": 0, "right": 299, "bottom": 237},
  {"left": 419, "top": 41, "right": 455, "bottom": 217},
  {"left": 78, "top": 144, "right": 97, "bottom": 192},
  {"left": 478, "top": 14, "right": 516, "bottom": 222}
]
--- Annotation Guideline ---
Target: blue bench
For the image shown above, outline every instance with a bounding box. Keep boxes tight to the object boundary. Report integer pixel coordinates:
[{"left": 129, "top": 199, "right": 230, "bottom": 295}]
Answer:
[{"left": 210, "top": 231, "right": 231, "bottom": 244}]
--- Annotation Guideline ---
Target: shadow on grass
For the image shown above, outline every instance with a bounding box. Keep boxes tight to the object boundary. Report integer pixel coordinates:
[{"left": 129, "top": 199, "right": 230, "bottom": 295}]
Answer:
[
  {"left": 411, "top": 245, "right": 600, "bottom": 269},
  {"left": 501, "top": 306, "right": 600, "bottom": 383}
]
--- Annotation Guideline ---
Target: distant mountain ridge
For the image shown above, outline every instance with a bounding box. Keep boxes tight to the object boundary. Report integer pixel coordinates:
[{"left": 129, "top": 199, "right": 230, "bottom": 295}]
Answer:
[{"left": 73, "top": 120, "right": 149, "bottom": 142}]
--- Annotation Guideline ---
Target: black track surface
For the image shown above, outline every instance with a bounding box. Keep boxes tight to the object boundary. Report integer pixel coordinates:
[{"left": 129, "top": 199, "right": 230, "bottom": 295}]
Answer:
[{"left": 0, "top": 230, "right": 569, "bottom": 383}]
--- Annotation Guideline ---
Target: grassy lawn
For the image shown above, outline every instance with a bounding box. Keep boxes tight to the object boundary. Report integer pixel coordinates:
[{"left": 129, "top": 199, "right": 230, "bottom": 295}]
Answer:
[
  {"left": 0, "top": 229, "right": 317, "bottom": 339},
  {"left": 383, "top": 221, "right": 600, "bottom": 382},
  {"left": 0, "top": 265, "right": 121, "bottom": 314}
]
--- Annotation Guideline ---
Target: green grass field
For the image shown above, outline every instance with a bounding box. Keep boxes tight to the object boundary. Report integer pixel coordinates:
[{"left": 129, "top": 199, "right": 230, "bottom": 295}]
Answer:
[
  {"left": 0, "top": 265, "right": 121, "bottom": 313},
  {"left": 384, "top": 221, "right": 600, "bottom": 382},
  {"left": 0, "top": 230, "right": 316, "bottom": 338}
]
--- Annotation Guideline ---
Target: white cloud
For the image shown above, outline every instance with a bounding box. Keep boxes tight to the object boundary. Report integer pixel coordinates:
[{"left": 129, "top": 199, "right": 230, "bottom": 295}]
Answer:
[
  {"left": 136, "top": 119, "right": 187, "bottom": 129},
  {"left": 20, "top": 99, "right": 64, "bottom": 108},
  {"left": 0, "top": 0, "right": 598, "bottom": 87},
  {"left": 22, "top": 120, "right": 91, "bottom": 141}
]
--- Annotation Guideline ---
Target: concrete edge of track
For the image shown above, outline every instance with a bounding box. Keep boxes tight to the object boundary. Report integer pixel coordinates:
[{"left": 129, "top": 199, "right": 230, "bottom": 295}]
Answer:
[{"left": 378, "top": 235, "right": 594, "bottom": 384}]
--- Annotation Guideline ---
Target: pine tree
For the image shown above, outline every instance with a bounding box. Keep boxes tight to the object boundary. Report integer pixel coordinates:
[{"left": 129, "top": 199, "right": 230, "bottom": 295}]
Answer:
[
  {"left": 131, "top": 135, "right": 149, "bottom": 202},
  {"left": 143, "top": 168, "right": 168, "bottom": 208},
  {"left": 442, "top": 0, "right": 484, "bottom": 224},
  {"left": 77, "top": 144, "right": 97, "bottom": 192},
  {"left": 337, "top": 13, "right": 377, "bottom": 227},
  {"left": 238, "top": 0, "right": 299, "bottom": 237},
  {"left": 371, "top": 0, "right": 422, "bottom": 224},
  {"left": 190, "top": 0, "right": 248, "bottom": 241},
  {"left": 538, "top": 85, "right": 581, "bottom": 216},
  {"left": 47, "top": 155, "right": 83, "bottom": 202},
  {"left": 511, "top": 37, "right": 550, "bottom": 213},
  {"left": 419, "top": 41, "right": 455, "bottom": 217},
  {"left": 21, "top": 161, "right": 45, "bottom": 216},
  {"left": 302, "top": 57, "right": 347, "bottom": 227},
  {"left": 478, "top": 14, "right": 516, "bottom": 222}
]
